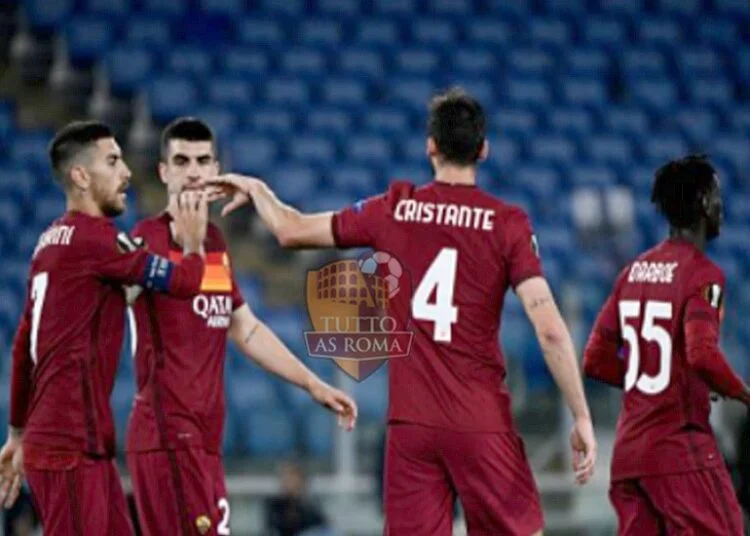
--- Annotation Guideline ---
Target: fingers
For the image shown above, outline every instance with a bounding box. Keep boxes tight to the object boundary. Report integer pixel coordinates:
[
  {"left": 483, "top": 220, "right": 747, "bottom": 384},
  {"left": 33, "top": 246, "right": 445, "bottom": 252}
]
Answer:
[
  {"left": 220, "top": 197, "right": 248, "bottom": 217},
  {"left": 4, "top": 474, "right": 20, "bottom": 509}
]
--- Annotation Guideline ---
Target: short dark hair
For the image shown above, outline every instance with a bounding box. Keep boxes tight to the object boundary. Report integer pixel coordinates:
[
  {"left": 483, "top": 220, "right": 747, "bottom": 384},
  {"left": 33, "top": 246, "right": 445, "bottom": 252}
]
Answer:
[
  {"left": 427, "top": 87, "right": 486, "bottom": 166},
  {"left": 49, "top": 121, "right": 114, "bottom": 184},
  {"left": 160, "top": 117, "right": 216, "bottom": 161},
  {"left": 651, "top": 154, "right": 717, "bottom": 229}
]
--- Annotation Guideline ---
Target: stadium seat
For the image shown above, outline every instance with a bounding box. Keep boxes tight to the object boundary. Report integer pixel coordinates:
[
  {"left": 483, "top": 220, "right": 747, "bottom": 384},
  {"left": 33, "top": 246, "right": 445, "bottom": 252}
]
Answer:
[
  {"left": 86, "top": 0, "right": 130, "bottom": 16},
  {"left": 337, "top": 48, "right": 385, "bottom": 78},
  {"left": 192, "top": 106, "right": 238, "bottom": 144},
  {"left": 347, "top": 135, "right": 393, "bottom": 164},
  {"left": 242, "top": 407, "right": 296, "bottom": 457},
  {"left": 637, "top": 17, "right": 682, "bottom": 45},
  {"left": 598, "top": 0, "right": 643, "bottom": 15},
  {"left": 542, "top": 0, "right": 586, "bottom": 14},
  {"left": 389, "top": 78, "right": 437, "bottom": 109},
  {"left": 307, "top": 108, "right": 353, "bottom": 136},
  {"left": 715, "top": 0, "right": 750, "bottom": 15},
  {"left": 0, "top": 166, "right": 37, "bottom": 203},
  {"left": 298, "top": 19, "right": 343, "bottom": 47},
  {"left": 363, "top": 107, "right": 410, "bottom": 135},
  {"left": 712, "top": 135, "right": 750, "bottom": 172},
  {"left": 641, "top": 133, "right": 688, "bottom": 164},
  {"left": 237, "top": 18, "right": 285, "bottom": 45},
  {"left": 318, "top": 0, "right": 359, "bottom": 16},
  {"left": 493, "top": 108, "right": 539, "bottom": 139},
  {"left": 566, "top": 48, "right": 611, "bottom": 77},
  {"left": 569, "top": 164, "right": 618, "bottom": 188},
  {"left": 263, "top": 78, "right": 310, "bottom": 106},
  {"left": 451, "top": 48, "right": 496, "bottom": 75},
  {"left": 465, "top": 19, "right": 514, "bottom": 46},
  {"left": 547, "top": 108, "right": 594, "bottom": 136},
  {"left": 23, "top": 0, "right": 74, "bottom": 33},
  {"left": 229, "top": 133, "right": 277, "bottom": 173},
  {"left": 0, "top": 198, "right": 22, "bottom": 241},
  {"left": 507, "top": 48, "right": 555, "bottom": 77},
  {"left": 329, "top": 165, "right": 379, "bottom": 197},
  {"left": 354, "top": 19, "right": 400, "bottom": 45},
  {"left": 677, "top": 48, "right": 724, "bottom": 79},
  {"left": 146, "top": 76, "right": 198, "bottom": 125},
  {"left": 428, "top": 0, "right": 473, "bottom": 14},
  {"left": 35, "top": 193, "right": 67, "bottom": 227},
  {"left": 64, "top": 15, "right": 113, "bottom": 66},
  {"left": 394, "top": 48, "right": 441, "bottom": 75},
  {"left": 505, "top": 78, "right": 552, "bottom": 107},
  {"left": 732, "top": 106, "right": 750, "bottom": 135},
  {"left": 559, "top": 77, "right": 607, "bottom": 107},
  {"left": 106, "top": 46, "right": 153, "bottom": 97},
  {"left": 697, "top": 18, "right": 739, "bottom": 48},
  {"left": 581, "top": 16, "right": 627, "bottom": 47},
  {"left": 320, "top": 77, "right": 370, "bottom": 106},
  {"left": 245, "top": 108, "right": 296, "bottom": 134},
  {"left": 674, "top": 108, "right": 718, "bottom": 146},
  {"left": 124, "top": 16, "right": 171, "bottom": 48},
  {"left": 167, "top": 46, "right": 213, "bottom": 77},
  {"left": 410, "top": 19, "right": 457, "bottom": 46},
  {"left": 630, "top": 78, "right": 678, "bottom": 112},
  {"left": 656, "top": 0, "right": 700, "bottom": 14},
  {"left": 529, "top": 136, "right": 577, "bottom": 165},
  {"left": 486, "top": 137, "right": 520, "bottom": 168},
  {"left": 288, "top": 135, "right": 337, "bottom": 164},
  {"left": 221, "top": 47, "right": 269, "bottom": 78},
  {"left": 727, "top": 194, "right": 750, "bottom": 223},
  {"left": 688, "top": 78, "right": 735, "bottom": 107},
  {"left": 529, "top": 18, "right": 571, "bottom": 46},
  {"left": 601, "top": 107, "right": 650, "bottom": 136},
  {"left": 586, "top": 136, "right": 633, "bottom": 167},
  {"left": 140, "top": 0, "right": 187, "bottom": 18},
  {"left": 386, "top": 163, "right": 432, "bottom": 186},
  {"left": 199, "top": 0, "right": 244, "bottom": 16},
  {"left": 206, "top": 77, "right": 253, "bottom": 109},
  {"left": 514, "top": 165, "right": 561, "bottom": 200},
  {"left": 280, "top": 49, "right": 328, "bottom": 77},
  {"left": 267, "top": 165, "right": 320, "bottom": 206},
  {"left": 10, "top": 130, "right": 52, "bottom": 171},
  {"left": 621, "top": 48, "right": 667, "bottom": 78},
  {"left": 486, "top": 0, "right": 529, "bottom": 16}
]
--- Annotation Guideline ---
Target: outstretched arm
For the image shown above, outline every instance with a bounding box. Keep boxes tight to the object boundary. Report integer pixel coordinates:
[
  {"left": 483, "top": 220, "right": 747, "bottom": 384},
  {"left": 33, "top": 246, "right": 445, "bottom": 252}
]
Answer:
[{"left": 228, "top": 304, "right": 357, "bottom": 429}]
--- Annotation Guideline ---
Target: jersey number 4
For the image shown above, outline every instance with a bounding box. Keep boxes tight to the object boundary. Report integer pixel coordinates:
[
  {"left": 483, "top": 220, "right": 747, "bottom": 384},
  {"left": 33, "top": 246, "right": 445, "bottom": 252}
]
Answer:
[
  {"left": 618, "top": 300, "right": 673, "bottom": 395},
  {"left": 412, "top": 248, "right": 459, "bottom": 343}
]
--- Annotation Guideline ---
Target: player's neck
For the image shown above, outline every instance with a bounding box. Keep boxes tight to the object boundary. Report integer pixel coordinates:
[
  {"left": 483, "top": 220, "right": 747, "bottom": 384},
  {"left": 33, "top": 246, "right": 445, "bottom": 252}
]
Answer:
[
  {"left": 66, "top": 194, "right": 105, "bottom": 218},
  {"left": 669, "top": 227, "right": 706, "bottom": 252},
  {"left": 433, "top": 165, "right": 476, "bottom": 187}
]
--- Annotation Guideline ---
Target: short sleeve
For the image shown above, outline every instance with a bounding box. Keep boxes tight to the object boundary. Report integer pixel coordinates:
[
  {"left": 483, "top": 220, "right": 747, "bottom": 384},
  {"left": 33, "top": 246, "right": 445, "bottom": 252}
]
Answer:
[
  {"left": 685, "top": 266, "right": 725, "bottom": 327},
  {"left": 332, "top": 193, "right": 389, "bottom": 248},
  {"left": 506, "top": 208, "right": 543, "bottom": 289}
]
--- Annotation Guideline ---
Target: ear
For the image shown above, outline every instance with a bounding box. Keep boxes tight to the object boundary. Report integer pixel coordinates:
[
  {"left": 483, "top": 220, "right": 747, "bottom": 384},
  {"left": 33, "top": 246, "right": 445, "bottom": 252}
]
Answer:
[
  {"left": 478, "top": 139, "right": 489, "bottom": 162},
  {"left": 68, "top": 165, "right": 90, "bottom": 190},
  {"left": 158, "top": 161, "right": 168, "bottom": 185},
  {"left": 426, "top": 137, "right": 439, "bottom": 158}
]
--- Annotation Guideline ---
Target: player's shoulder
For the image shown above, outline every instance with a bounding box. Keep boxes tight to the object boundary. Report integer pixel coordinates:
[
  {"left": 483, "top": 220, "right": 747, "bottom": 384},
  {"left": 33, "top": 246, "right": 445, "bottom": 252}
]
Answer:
[{"left": 131, "top": 213, "right": 168, "bottom": 238}]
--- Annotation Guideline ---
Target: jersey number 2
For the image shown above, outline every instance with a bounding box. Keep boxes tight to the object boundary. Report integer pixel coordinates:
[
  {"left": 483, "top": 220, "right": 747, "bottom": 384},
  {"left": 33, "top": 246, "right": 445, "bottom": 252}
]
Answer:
[
  {"left": 412, "top": 248, "right": 459, "bottom": 343},
  {"left": 619, "top": 300, "right": 673, "bottom": 395},
  {"left": 30, "top": 272, "right": 49, "bottom": 365}
]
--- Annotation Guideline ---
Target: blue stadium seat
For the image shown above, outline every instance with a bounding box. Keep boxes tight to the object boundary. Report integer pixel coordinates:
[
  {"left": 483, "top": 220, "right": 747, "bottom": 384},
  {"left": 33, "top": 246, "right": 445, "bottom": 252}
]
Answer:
[
  {"left": 288, "top": 135, "right": 337, "bottom": 164},
  {"left": 330, "top": 165, "right": 379, "bottom": 197},
  {"left": 389, "top": 78, "right": 437, "bottom": 109},
  {"left": 514, "top": 165, "right": 561, "bottom": 201},
  {"left": 676, "top": 48, "right": 723, "bottom": 79},
  {"left": 298, "top": 19, "right": 343, "bottom": 47},
  {"left": 727, "top": 194, "right": 750, "bottom": 223},
  {"left": 716, "top": 225, "right": 750, "bottom": 257},
  {"left": 206, "top": 77, "right": 253, "bottom": 109},
  {"left": 465, "top": 19, "right": 514, "bottom": 47},
  {"left": 542, "top": 0, "right": 586, "bottom": 13},
  {"left": 86, "top": 0, "right": 130, "bottom": 16},
  {"left": 715, "top": 0, "right": 750, "bottom": 15},
  {"left": 712, "top": 135, "right": 750, "bottom": 172},
  {"left": 586, "top": 136, "right": 633, "bottom": 167},
  {"left": 320, "top": 77, "right": 370, "bottom": 106},
  {"left": 452, "top": 79, "right": 495, "bottom": 107},
  {"left": 401, "top": 138, "right": 429, "bottom": 162},
  {"left": 246, "top": 108, "right": 296, "bottom": 134},
  {"left": 505, "top": 78, "right": 552, "bottom": 107},
  {"left": 697, "top": 18, "right": 739, "bottom": 48},
  {"left": 363, "top": 107, "right": 410, "bottom": 135},
  {"left": 394, "top": 48, "right": 441, "bottom": 75},
  {"left": 242, "top": 407, "right": 296, "bottom": 456},
  {"left": 266, "top": 166, "right": 319, "bottom": 206},
  {"left": 0, "top": 166, "right": 36, "bottom": 204},
  {"left": 732, "top": 106, "right": 750, "bottom": 135},
  {"left": 35, "top": 193, "right": 67, "bottom": 227},
  {"left": 451, "top": 48, "right": 496, "bottom": 75},
  {"left": 493, "top": 108, "right": 539, "bottom": 139},
  {"left": 261, "top": 0, "right": 303, "bottom": 15},
  {"left": 529, "top": 18, "right": 571, "bottom": 46},
  {"left": 637, "top": 17, "right": 682, "bottom": 45},
  {"left": 140, "top": 0, "right": 187, "bottom": 18},
  {"left": 301, "top": 406, "right": 334, "bottom": 457},
  {"left": 0, "top": 198, "right": 22, "bottom": 241},
  {"left": 146, "top": 76, "right": 198, "bottom": 124},
  {"left": 106, "top": 46, "right": 153, "bottom": 97},
  {"left": 263, "top": 78, "right": 310, "bottom": 106},
  {"left": 192, "top": 106, "right": 238, "bottom": 144},
  {"left": 354, "top": 19, "right": 400, "bottom": 45},
  {"left": 235, "top": 274, "right": 266, "bottom": 310},
  {"left": 410, "top": 19, "right": 457, "bottom": 46},
  {"left": 24, "top": 0, "right": 73, "bottom": 33},
  {"left": 566, "top": 48, "right": 611, "bottom": 77},
  {"left": 167, "top": 46, "right": 213, "bottom": 77},
  {"left": 486, "top": 0, "right": 529, "bottom": 16},
  {"left": 221, "top": 47, "right": 269, "bottom": 78},
  {"left": 16, "top": 227, "right": 42, "bottom": 258},
  {"left": 559, "top": 77, "right": 607, "bottom": 107},
  {"left": 10, "top": 130, "right": 52, "bottom": 171},
  {"left": 674, "top": 108, "right": 718, "bottom": 146},
  {"left": 534, "top": 224, "right": 575, "bottom": 263},
  {"left": 486, "top": 137, "right": 520, "bottom": 168},
  {"left": 597, "top": 0, "right": 643, "bottom": 15},
  {"left": 738, "top": 51, "right": 750, "bottom": 83},
  {"left": 280, "top": 49, "right": 328, "bottom": 77},
  {"left": 124, "top": 16, "right": 171, "bottom": 48},
  {"left": 307, "top": 108, "right": 353, "bottom": 136},
  {"left": 199, "top": 0, "right": 244, "bottom": 16},
  {"left": 337, "top": 48, "right": 385, "bottom": 78},
  {"left": 630, "top": 78, "right": 678, "bottom": 112},
  {"left": 347, "top": 135, "right": 393, "bottom": 164},
  {"left": 621, "top": 48, "right": 667, "bottom": 78},
  {"left": 547, "top": 108, "right": 594, "bottom": 136},
  {"left": 627, "top": 166, "right": 656, "bottom": 193},
  {"left": 237, "top": 18, "right": 285, "bottom": 45},
  {"left": 601, "top": 107, "right": 650, "bottom": 136},
  {"left": 64, "top": 15, "right": 113, "bottom": 66},
  {"left": 642, "top": 133, "right": 688, "bottom": 164},
  {"left": 229, "top": 133, "right": 277, "bottom": 172},
  {"left": 569, "top": 164, "right": 618, "bottom": 188},
  {"left": 656, "top": 0, "right": 700, "bottom": 14},
  {"left": 428, "top": 0, "right": 473, "bottom": 14},
  {"left": 507, "top": 48, "right": 555, "bottom": 77},
  {"left": 581, "top": 16, "right": 627, "bottom": 47},
  {"left": 318, "top": 0, "right": 359, "bottom": 16},
  {"left": 529, "top": 136, "right": 577, "bottom": 165},
  {"left": 688, "top": 78, "right": 734, "bottom": 107},
  {"left": 374, "top": 0, "right": 415, "bottom": 14}
]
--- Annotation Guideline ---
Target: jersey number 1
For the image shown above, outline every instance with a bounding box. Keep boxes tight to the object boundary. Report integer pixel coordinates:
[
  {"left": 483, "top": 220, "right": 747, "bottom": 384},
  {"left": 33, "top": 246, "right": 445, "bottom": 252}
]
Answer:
[
  {"left": 30, "top": 272, "right": 49, "bottom": 365},
  {"left": 618, "top": 300, "right": 673, "bottom": 395},
  {"left": 412, "top": 248, "right": 459, "bottom": 343}
]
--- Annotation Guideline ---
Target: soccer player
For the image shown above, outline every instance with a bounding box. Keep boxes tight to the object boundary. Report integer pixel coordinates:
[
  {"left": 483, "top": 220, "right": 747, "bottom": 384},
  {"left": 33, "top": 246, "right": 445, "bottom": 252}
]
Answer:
[
  {"left": 0, "top": 121, "right": 208, "bottom": 534},
  {"left": 204, "top": 89, "right": 597, "bottom": 535},
  {"left": 583, "top": 155, "right": 747, "bottom": 535},
  {"left": 125, "top": 118, "right": 358, "bottom": 536}
]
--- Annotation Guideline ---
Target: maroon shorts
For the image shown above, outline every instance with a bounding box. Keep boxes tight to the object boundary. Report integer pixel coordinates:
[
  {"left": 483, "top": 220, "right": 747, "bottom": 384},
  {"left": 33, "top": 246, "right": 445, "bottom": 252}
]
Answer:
[
  {"left": 127, "top": 448, "right": 229, "bottom": 536},
  {"left": 610, "top": 467, "right": 743, "bottom": 536},
  {"left": 383, "top": 423, "right": 543, "bottom": 536},
  {"left": 25, "top": 457, "right": 133, "bottom": 536}
]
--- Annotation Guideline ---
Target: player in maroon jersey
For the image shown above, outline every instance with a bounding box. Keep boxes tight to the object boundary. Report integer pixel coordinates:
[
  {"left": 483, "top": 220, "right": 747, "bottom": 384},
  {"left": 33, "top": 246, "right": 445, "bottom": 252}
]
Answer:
[
  {"left": 203, "top": 89, "right": 597, "bottom": 535},
  {"left": 584, "top": 155, "right": 748, "bottom": 535},
  {"left": 126, "top": 118, "right": 358, "bottom": 536},
  {"left": 0, "top": 121, "right": 208, "bottom": 535}
]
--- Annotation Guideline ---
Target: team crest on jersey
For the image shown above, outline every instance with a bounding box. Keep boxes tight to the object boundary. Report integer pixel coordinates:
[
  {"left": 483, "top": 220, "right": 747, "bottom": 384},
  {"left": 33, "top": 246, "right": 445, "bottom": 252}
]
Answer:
[
  {"left": 703, "top": 283, "right": 725, "bottom": 321},
  {"left": 303, "top": 251, "right": 414, "bottom": 381},
  {"left": 195, "top": 515, "right": 212, "bottom": 535},
  {"left": 115, "top": 232, "right": 144, "bottom": 254}
]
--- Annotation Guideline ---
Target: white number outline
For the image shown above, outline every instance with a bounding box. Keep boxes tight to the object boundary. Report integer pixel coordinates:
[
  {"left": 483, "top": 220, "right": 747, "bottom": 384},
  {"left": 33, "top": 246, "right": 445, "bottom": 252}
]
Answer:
[
  {"left": 217, "top": 497, "right": 230, "bottom": 535},
  {"left": 30, "top": 272, "right": 49, "bottom": 365},
  {"left": 619, "top": 300, "right": 673, "bottom": 395},
  {"left": 411, "top": 248, "right": 459, "bottom": 342}
]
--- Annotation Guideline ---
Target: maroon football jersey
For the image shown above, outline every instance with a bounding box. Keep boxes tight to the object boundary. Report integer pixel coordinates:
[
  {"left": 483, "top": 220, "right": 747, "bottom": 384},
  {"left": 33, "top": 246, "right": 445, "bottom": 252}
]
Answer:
[
  {"left": 8, "top": 211, "right": 204, "bottom": 470},
  {"left": 586, "top": 239, "right": 729, "bottom": 481},
  {"left": 332, "top": 181, "right": 543, "bottom": 432},
  {"left": 126, "top": 214, "right": 244, "bottom": 455}
]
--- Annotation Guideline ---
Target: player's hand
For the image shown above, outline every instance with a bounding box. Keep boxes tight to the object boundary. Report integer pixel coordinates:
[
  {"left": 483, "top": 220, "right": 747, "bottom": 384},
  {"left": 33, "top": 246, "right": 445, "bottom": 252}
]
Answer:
[
  {"left": 570, "top": 416, "right": 596, "bottom": 485},
  {"left": 308, "top": 379, "right": 358, "bottom": 431},
  {"left": 200, "top": 174, "right": 263, "bottom": 217},
  {"left": 174, "top": 191, "right": 208, "bottom": 255},
  {"left": 0, "top": 433, "right": 24, "bottom": 509}
]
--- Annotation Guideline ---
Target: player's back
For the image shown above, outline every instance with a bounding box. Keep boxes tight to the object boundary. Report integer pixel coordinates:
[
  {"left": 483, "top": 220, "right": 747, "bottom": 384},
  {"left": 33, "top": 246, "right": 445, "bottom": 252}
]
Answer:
[
  {"left": 363, "top": 181, "right": 542, "bottom": 432},
  {"left": 610, "top": 238, "right": 725, "bottom": 480},
  {"left": 23, "top": 211, "right": 136, "bottom": 461}
]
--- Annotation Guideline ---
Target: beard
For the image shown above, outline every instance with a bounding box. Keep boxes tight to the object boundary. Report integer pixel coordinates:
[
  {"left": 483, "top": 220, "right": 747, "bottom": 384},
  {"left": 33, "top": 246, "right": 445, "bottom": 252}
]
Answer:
[{"left": 101, "top": 199, "right": 125, "bottom": 217}]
